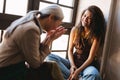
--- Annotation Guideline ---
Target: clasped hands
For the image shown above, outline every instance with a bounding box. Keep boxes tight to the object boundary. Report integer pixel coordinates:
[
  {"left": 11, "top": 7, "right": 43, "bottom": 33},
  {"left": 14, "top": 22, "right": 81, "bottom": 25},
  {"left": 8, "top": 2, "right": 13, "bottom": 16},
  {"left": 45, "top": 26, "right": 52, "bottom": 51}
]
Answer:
[
  {"left": 47, "top": 26, "right": 67, "bottom": 40},
  {"left": 68, "top": 66, "right": 79, "bottom": 80},
  {"left": 42, "top": 26, "right": 67, "bottom": 46}
]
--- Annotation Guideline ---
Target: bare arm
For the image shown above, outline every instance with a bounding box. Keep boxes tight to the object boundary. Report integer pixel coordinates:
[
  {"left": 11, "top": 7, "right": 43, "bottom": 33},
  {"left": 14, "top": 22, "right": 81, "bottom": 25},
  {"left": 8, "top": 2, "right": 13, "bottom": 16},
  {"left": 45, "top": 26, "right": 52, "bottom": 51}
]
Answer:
[
  {"left": 67, "top": 27, "right": 79, "bottom": 80},
  {"left": 68, "top": 27, "right": 76, "bottom": 67},
  {"left": 73, "top": 37, "right": 100, "bottom": 79}
]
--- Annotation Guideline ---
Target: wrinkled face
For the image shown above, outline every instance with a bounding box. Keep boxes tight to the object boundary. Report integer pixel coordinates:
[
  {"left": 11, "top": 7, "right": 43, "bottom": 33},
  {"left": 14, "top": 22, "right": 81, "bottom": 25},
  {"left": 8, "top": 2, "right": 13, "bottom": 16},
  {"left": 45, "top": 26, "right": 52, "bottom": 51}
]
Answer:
[
  {"left": 81, "top": 10, "right": 92, "bottom": 27},
  {"left": 45, "top": 15, "right": 62, "bottom": 32},
  {"left": 48, "top": 19, "right": 62, "bottom": 31}
]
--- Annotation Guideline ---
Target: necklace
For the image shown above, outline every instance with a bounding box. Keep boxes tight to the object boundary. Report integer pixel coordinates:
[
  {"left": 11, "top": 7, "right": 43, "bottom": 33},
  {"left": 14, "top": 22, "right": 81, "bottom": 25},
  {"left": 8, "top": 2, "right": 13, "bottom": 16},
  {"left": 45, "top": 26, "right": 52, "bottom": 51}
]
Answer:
[{"left": 83, "top": 31, "right": 90, "bottom": 39}]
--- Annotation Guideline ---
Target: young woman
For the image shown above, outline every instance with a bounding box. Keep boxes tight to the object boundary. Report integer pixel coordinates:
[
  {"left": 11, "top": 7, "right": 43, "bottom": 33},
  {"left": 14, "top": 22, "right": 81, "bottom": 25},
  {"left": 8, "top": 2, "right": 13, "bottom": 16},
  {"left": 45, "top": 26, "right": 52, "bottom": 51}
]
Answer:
[{"left": 45, "top": 5, "right": 106, "bottom": 80}]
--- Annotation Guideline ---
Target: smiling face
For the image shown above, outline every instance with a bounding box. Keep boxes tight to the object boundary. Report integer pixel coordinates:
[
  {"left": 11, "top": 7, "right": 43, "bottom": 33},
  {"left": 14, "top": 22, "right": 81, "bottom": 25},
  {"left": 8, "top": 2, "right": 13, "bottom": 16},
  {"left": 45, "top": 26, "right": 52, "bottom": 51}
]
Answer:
[{"left": 81, "top": 10, "right": 92, "bottom": 28}]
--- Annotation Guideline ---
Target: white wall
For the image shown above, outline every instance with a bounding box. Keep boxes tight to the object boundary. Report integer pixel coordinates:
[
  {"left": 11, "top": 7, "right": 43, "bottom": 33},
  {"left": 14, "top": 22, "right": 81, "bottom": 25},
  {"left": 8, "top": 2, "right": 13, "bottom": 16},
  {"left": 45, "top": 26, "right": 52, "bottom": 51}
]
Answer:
[{"left": 76, "top": 0, "right": 112, "bottom": 25}]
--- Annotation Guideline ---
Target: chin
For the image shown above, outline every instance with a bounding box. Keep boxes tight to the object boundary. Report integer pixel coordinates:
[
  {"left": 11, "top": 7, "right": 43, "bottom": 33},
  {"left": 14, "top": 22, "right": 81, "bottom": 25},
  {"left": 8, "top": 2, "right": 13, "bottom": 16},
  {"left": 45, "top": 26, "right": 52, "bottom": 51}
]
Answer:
[{"left": 82, "top": 22, "right": 86, "bottom": 26}]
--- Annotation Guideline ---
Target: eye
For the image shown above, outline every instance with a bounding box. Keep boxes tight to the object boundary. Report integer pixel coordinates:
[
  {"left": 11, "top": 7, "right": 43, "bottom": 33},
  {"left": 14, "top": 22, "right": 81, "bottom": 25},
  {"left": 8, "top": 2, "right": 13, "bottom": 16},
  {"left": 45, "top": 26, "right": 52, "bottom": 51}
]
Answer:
[
  {"left": 83, "top": 14, "right": 86, "bottom": 17},
  {"left": 88, "top": 17, "right": 92, "bottom": 20}
]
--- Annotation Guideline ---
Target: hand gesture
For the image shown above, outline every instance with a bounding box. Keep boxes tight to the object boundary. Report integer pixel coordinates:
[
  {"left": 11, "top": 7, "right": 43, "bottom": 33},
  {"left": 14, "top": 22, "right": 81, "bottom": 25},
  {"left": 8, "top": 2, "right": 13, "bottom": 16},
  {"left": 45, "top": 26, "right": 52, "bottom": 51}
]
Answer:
[
  {"left": 68, "top": 68, "right": 79, "bottom": 80},
  {"left": 41, "top": 26, "right": 67, "bottom": 46},
  {"left": 47, "top": 26, "right": 67, "bottom": 40}
]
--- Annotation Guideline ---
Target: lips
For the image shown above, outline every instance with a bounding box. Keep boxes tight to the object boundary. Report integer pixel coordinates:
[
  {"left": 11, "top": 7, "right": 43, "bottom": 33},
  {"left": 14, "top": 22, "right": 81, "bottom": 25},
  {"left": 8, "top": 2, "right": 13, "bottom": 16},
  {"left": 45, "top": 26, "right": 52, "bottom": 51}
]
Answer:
[
  {"left": 82, "top": 20, "right": 89, "bottom": 26},
  {"left": 83, "top": 21, "right": 88, "bottom": 24}
]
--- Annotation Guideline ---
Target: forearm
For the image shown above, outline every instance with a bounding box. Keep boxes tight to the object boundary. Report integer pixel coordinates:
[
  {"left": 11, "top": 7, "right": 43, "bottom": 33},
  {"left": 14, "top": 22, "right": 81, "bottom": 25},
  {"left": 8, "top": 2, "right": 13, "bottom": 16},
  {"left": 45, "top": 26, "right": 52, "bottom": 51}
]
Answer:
[
  {"left": 77, "top": 58, "right": 93, "bottom": 73},
  {"left": 39, "top": 43, "right": 51, "bottom": 61},
  {"left": 21, "top": 28, "right": 51, "bottom": 68},
  {"left": 77, "top": 38, "right": 100, "bottom": 72},
  {"left": 68, "top": 51, "right": 76, "bottom": 67},
  {"left": 41, "top": 34, "right": 52, "bottom": 46}
]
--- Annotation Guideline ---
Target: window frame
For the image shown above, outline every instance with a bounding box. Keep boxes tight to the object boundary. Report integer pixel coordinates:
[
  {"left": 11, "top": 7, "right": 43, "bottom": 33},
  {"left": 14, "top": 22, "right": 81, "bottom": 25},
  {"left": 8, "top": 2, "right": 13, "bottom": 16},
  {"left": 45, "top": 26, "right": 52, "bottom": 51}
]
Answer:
[
  {"left": 0, "top": 0, "right": 79, "bottom": 29},
  {"left": 0, "top": 0, "right": 79, "bottom": 58}
]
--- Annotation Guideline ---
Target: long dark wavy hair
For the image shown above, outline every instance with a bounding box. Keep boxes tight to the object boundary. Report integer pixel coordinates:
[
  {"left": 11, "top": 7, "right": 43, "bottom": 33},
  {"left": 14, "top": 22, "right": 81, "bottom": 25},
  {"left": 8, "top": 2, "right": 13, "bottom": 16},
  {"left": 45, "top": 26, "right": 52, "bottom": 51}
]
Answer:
[{"left": 75, "top": 5, "right": 106, "bottom": 45}]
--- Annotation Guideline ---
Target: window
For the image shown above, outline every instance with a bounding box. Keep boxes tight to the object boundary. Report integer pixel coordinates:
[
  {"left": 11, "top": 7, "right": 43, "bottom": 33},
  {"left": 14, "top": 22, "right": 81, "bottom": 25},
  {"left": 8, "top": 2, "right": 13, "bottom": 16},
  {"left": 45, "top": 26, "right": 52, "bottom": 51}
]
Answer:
[
  {"left": 44, "top": 0, "right": 57, "bottom": 3},
  {"left": 0, "top": 0, "right": 4, "bottom": 13},
  {"left": 51, "top": 35, "right": 69, "bottom": 58},
  {"left": 39, "top": 2, "right": 73, "bottom": 22},
  {"left": 52, "top": 35, "right": 69, "bottom": 50},
  {"left": 39, "top": 0, "right": 75, "bottom": 23},
  {"left": 41, "top": 33, "right": 69, "bottom": 58},
  {"left": 60, "top": 6, "right": 73, "bottom": 22},
  {"left": 59, "top": 0, "right": 74, "bottom": 7},
  {"left": 39, "top": 2, "right": 51, "bottom": 10},
  {"left": 0, "top": 30, "right": 3, "bottom": 42},
  {"left": 0, "top": 0, "right": 79, "bottom": 58},
  {"left": 0, "top": 30, "right": 1, "bottom": 42},
  {"left": 5, "top": 0, "right": 28, "bottom": 16},
  {"left": 39, "top": 0, "right": 78, "bottom": 58}
]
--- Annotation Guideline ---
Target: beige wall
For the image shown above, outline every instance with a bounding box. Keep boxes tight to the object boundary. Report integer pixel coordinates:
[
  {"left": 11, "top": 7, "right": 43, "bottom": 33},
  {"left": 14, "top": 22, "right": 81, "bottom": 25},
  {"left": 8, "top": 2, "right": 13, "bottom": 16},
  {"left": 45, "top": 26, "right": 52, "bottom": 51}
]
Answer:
[{"left": 101, "top": 0, "right": 120, "bottom": 80}]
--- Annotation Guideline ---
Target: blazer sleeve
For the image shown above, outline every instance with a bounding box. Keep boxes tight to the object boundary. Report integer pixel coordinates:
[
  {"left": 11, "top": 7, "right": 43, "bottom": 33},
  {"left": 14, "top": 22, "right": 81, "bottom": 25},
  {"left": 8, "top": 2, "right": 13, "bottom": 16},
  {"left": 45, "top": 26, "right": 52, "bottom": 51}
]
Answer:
[{"left": 20, "top": 25, "right": 50, "bottom": 68}]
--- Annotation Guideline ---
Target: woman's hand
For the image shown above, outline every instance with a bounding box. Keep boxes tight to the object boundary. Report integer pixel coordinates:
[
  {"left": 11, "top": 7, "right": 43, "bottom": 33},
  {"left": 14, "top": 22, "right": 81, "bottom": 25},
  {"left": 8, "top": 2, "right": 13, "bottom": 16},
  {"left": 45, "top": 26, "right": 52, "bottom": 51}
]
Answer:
[
  {"left": 68, "top": 66, "right": 79, "bottom": 80},
  {"left": 47, "top": 26, "right": 67, "bottom": 40},
  {"left": 41, "top": 26, "right": 67, "bottom": 46},
  {"left": 70, "top": 66, "right": 77, "bottom": 75},
  {"left": 70, "top": 69, "right": 79, "bottom": 80}
]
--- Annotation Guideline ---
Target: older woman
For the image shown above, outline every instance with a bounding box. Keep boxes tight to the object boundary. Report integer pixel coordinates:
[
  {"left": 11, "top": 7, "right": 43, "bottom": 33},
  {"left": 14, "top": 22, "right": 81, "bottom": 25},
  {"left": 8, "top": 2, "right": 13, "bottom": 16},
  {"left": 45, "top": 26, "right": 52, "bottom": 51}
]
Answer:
[{"left": 0, "top": 4, "right": 66, "bottom": 80}]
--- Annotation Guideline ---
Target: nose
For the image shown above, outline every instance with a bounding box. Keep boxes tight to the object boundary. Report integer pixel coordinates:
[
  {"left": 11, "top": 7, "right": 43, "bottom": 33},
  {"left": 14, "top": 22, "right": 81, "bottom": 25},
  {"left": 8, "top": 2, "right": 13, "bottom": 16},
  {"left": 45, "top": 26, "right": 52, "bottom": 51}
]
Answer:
[{"left": 84, "top": 17, "right": 88, "bottom": 22}]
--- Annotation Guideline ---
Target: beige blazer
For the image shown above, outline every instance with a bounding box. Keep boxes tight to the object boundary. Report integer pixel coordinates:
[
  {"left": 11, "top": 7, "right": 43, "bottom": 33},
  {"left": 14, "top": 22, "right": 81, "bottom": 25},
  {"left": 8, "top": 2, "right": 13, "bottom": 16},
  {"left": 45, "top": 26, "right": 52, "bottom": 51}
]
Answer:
[{"left": 0, "top": 20, "right": 50, "bottom": 68}]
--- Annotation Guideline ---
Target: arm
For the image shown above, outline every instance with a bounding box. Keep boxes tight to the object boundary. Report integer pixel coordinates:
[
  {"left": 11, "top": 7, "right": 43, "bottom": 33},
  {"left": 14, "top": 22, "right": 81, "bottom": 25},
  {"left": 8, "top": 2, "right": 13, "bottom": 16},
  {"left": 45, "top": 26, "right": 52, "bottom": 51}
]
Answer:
[
  {"left": 21, "top": 27, "right": 50, "bottom": 68},
  {"left": 41, "top": 26, "right": 67, "bottom": 46},
  {"left": 68, "top": 27, "right": 77, "bottom": 80},
  {"left": 68, "top": 27, "right": 77, "bottom": 72},
  {"left": 73, "top": 37, "right": 100, "bottom": 79},
  {"left": 20, "top": 25, "right": 66, "bottom": 69}
]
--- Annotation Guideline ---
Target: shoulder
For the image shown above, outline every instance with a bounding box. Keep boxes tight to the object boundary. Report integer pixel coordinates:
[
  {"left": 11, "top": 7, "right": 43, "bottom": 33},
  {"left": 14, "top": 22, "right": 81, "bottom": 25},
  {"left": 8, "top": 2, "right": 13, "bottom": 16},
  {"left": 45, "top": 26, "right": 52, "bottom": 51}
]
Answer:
[
  {"left": 13, "top": 21, "right": 41, "bottom": 37},
  {"left": 21, "top": 20, "right": 40, "bottom": 33},
  {"left": 71, "top": 26, "right": 77, "bottom": 33},
  {"left": 70, "top": 26, "right": 80, "bottom": 35},
  {"left": 71, "top": 26, "right": 78, "bottom": 31}
]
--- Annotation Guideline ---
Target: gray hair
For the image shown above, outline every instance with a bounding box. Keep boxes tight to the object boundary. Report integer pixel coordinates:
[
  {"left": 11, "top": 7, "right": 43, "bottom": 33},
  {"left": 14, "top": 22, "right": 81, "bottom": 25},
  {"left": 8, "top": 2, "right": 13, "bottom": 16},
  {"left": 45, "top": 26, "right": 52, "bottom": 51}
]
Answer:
[
  {"left": 5, "top": 10, "right": 40, "bottom": 37},
  {"left": 40, "top": 4, "right": 64, "bottom": 20},
  {"left": 5, "top": 4, "right": 64, "bottom": 37}
]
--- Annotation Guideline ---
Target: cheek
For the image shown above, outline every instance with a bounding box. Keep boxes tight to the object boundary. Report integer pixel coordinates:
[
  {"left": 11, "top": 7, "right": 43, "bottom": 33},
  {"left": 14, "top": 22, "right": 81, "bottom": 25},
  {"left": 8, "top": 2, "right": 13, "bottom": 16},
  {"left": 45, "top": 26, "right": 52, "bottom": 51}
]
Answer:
[
  {"left": 50, "top": 21, "right": 61, "bottom": 30},
  {"left": 81, "top": 17, "right": 84, "bottom": 21},
  {"left": 54, "top": 21, "right": 61, "bottom": 27},
  {"left": 81, "top": 17, "right": 85, "bottom": 24},
  {"left": 81, "top": 18, "right": 84, "bottom": 24},
  {"left": 88, "top": 20, "right": 91, "bottom": 24},
  {"left": 50, "top": 23, "right": 58, "bottom": 30}
]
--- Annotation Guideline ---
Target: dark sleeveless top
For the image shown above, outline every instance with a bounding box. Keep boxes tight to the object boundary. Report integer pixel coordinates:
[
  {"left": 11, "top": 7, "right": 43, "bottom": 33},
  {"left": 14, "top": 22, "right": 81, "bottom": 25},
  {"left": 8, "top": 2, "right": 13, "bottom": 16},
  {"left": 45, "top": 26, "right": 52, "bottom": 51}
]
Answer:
[
  {"left": 73, "top": 27, "right": 100, "bottom": 70},
  {"left": 73, "top": 34, "right": 92, "bottom": 68},
  {"left": 73, "top": 26, "right": 93, "bottom": 67}
]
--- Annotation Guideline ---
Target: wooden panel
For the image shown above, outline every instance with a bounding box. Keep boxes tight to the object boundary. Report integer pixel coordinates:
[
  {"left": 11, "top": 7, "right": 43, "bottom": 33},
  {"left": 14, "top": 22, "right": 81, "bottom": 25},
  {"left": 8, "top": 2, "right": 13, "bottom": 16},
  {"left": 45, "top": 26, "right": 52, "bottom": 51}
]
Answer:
[{"left": 0, "top": 13, "right": 21, "bottom": 30}]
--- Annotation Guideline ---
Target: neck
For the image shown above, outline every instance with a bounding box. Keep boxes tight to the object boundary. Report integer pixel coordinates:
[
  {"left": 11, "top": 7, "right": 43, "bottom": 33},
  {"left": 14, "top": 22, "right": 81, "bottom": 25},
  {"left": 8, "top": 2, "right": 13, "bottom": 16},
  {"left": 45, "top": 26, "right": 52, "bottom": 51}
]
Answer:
[
  {"left": 84, "top": 26, "right": 90, "bottom": 34},
  {"left": 38, "top": 17, "right": 48, "bottom": 32}
]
